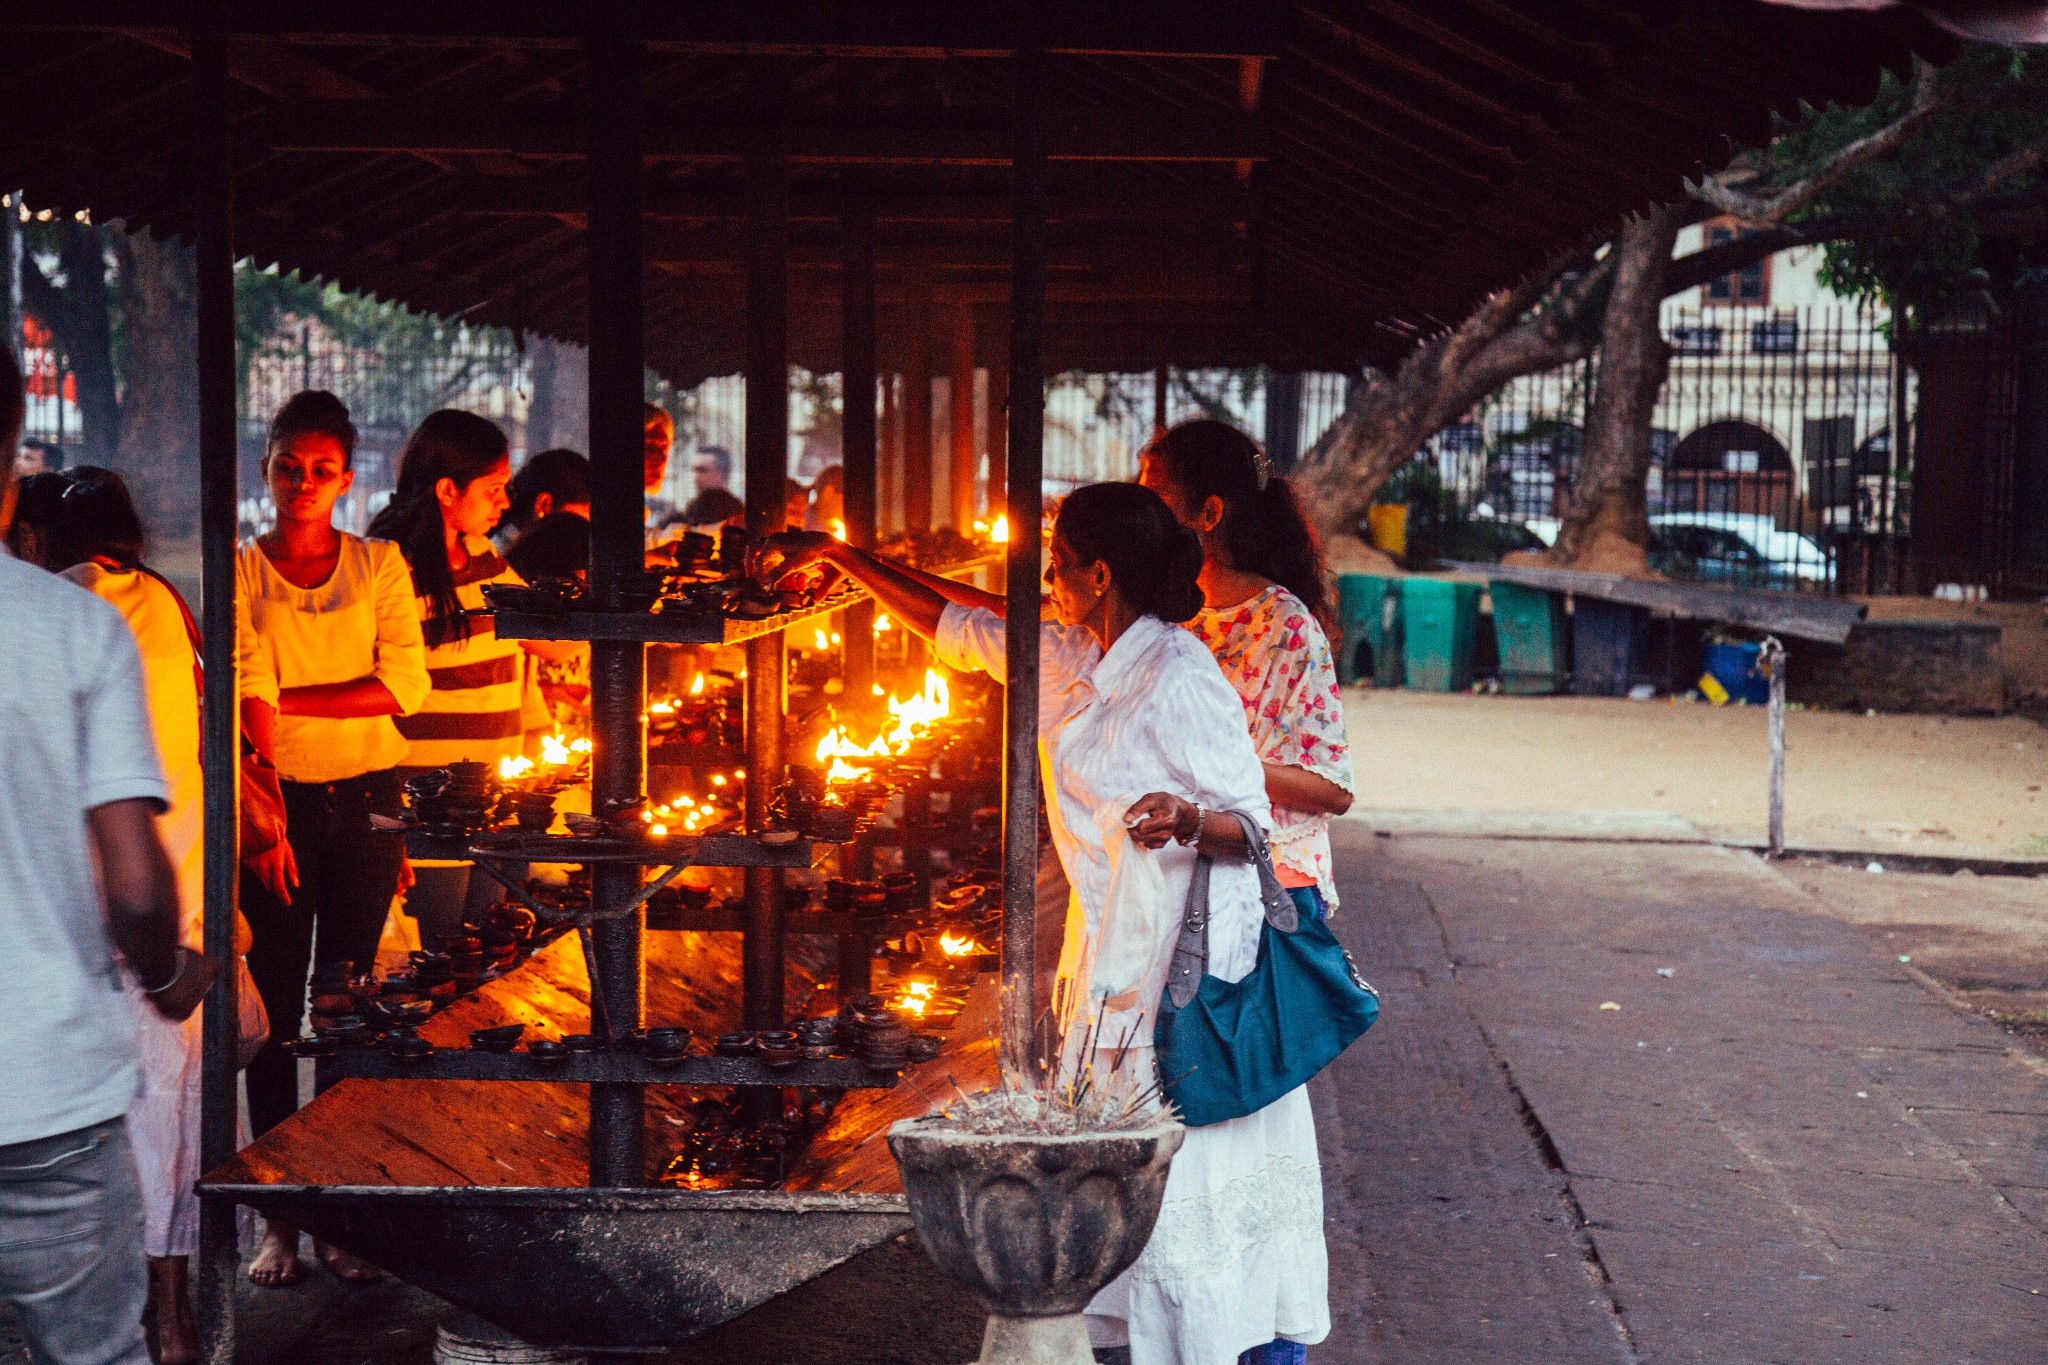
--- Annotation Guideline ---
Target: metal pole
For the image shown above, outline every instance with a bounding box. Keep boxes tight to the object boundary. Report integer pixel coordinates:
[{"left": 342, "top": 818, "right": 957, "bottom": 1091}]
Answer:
[
  {"left": 584, "top": 24, "right": 646, "bottom": 1187},
  {"left": 905, "top": 258, "right": 933, "bottom": 533},
  {"left": 743, "top": 151, "right": 789, "bottom": 1036},
  {"left": 191, "top": 28, "right": 241, "bottom": 1365},
  {"left": 1001, "top": 39, "right": 1048, "bottom": 1079},
  {"left": 950, "top": 299, "right": 976, "bottom": 528},
  {"left": 840, "top": 206, "right": 878, "bottom": 703},
  {"left": 838, "top": 206, "right": 879, "bottom": 1000},
  {"left": 4, "top": 190, "right": 22, "bottom": 368},
  {"left": 1763, "top": 636, "right": 1786, "bottom": 858}
]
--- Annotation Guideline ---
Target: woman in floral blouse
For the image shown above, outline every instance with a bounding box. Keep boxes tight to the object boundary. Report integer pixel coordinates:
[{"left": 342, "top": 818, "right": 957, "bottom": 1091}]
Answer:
[{"left": 1141, "top": 419, "right": 1356, "bottom": 925}]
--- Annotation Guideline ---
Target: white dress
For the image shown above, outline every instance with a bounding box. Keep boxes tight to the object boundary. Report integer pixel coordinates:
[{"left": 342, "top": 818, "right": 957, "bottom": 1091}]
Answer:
[
  {"left": 66, "top": 563, "right": 205, "bottom": 1259},
  {"left": 935, "top": 606, "right": 1331, "bottom": 1365}
]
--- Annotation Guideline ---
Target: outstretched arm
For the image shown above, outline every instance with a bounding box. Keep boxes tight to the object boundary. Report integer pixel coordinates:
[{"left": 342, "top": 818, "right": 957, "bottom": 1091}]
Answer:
[{"left": 751, "top": 533, "right": 987, "bottom": 641}]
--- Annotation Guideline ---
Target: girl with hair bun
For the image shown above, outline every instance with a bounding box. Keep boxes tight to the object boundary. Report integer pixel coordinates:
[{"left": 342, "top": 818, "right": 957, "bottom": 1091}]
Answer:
[
  {"left": 750, "top": 481, "right": 1329, "bottom": 1365},
  {"left": 1141, "top": 419, "right": 1356, "bottom": 929}
]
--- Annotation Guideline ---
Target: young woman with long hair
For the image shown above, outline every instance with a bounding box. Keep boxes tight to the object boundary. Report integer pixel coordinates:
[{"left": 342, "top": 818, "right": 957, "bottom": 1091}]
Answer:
[
  {"left": 1140, "top": 419, "right": 1355, "bottom": 930},
  {"left": 752, "top": 483, "right": 1330, "bottom": 1365},
  {"left": 368, "top": 410, "right": 574, "bottom": 939},
  {"left": 236, "top": 391, "right": 431, "bottom": 1287}
]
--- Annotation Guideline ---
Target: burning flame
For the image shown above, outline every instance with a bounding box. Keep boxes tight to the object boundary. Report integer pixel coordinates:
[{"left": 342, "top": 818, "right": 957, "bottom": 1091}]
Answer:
[
  {"left": 874, "top": 613, "right": 892, "bottom": 633},
  {"left": 938, "top": 932, "right": 980, "bottom": 957},
  {"left": 648, "top": 699, "right": 676, "bottom": 716},
  {"left": 811, "top": 669, "right": 953, "bottom": 784},
  {"left": 830, "top": 518, "right": 847, "bottom": 541},
  {"left": 690, "top": 673, "right": 706, "bottom": 695},
  {"left": 885, "top": 669, "right": 950, "bottom": 747},
  {"left": 893, "top": 979, "right": 936, "bottom": 1017},
  {"left": 991, "top": 514, "right": 1010, "bottom": 543},
  {"left": 813, "top": 629, "right": 831, "bottom": 652},
  {"left": 498, "top": 755, "right": 534, "bottom": 781}
]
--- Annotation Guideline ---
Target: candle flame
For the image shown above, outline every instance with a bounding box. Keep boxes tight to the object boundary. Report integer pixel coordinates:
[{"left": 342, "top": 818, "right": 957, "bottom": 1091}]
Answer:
[
  {"left": 648, "top": 699, "right": 676, "bottom": 715},
  {"left": 873, "top": 613, "right": 892, "bottom": 633},
  {"left": 690, "top": 673, "right": 706, "bottom": 695},
  {"left": 938, "top": 932, "right": 979, "bottom": 957},
  {"left": 991, "top": 514, "right": 1009, "bottom": 543},
  {"left": 540, "top": 733, "right": 571, "bottom": 766},
  {"left": 498, "top": 755, "right": 534, "bottom": 781},
  {"left": 650, "top": 823, "right": 668, "bottom": 837},
  {"left": 813, "top": 629, "right": 831, "bottom": 652},
  {"left": 830, "top": 518, "right": 847, "bottom": 541}
]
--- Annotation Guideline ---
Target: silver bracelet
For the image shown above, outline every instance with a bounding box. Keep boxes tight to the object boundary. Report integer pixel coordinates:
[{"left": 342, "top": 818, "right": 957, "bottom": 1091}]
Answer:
[
  {"left": 142, "top": 947, "right": 189, "bottom": 996},
  {"left": 1176, "top": 801, "right": 1206, "bottom": 850}
]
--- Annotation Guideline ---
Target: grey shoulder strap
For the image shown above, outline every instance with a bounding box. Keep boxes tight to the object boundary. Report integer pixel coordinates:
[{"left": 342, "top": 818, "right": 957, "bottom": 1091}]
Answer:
[{"left": 1164, "top": 810, "right": 1296, "bottom": 1009}]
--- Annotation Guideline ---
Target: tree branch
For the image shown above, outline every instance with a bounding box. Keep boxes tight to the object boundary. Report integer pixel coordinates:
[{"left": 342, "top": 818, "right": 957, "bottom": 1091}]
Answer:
[{"left": 1689, "top": 58, "right": 1942, "bottom": 225}]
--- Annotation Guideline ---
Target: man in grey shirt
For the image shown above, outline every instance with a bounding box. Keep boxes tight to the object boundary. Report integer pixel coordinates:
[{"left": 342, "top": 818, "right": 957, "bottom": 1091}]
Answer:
[{"left": 0, "top": 345, "right": 214, "bottom": 1365}]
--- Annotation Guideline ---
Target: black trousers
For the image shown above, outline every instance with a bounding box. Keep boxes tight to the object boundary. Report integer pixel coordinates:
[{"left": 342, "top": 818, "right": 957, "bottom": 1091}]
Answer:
[{"left": 242, "top": 769, "right": 405, "bottom": 1138}]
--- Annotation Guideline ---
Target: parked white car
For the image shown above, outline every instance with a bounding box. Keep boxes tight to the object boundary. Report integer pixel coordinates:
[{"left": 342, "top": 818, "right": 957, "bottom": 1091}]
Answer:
[{"left": 1650, "top": 513, "right": 1832, "bottom": 585}]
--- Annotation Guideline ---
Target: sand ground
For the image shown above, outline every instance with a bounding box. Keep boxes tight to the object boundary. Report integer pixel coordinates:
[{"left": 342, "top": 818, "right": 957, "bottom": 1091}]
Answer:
[{"left": 1342, "top": 686, "right": 2048, "bottom": 860}]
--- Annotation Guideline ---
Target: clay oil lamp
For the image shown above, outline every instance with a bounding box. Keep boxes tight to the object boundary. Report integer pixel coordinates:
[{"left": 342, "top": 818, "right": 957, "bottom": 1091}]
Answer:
[
  {"left": 469, "top": 1024, "right": 526, "bottom": 1053},
  {"left": 563, "top": 1033, "right": 606, "bottom": 1053},
  {"left": 715, "top": 1031, "right": 756, "bottom": 1058},
  {"left": 525, "top": 1039, "right": 569, "bottom": 1066},
  {"left": 755, "top": 1030, "right": 801, "bottom": 1069}
]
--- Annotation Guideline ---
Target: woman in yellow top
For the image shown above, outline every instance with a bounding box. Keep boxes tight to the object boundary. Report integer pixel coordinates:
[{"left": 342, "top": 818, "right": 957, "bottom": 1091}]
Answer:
[
  {"left": 369, "top": 411, "right": 574, "bottom": 940},
  {"left": 236, "top": 391, "right": 431, "bottom": 1287}
]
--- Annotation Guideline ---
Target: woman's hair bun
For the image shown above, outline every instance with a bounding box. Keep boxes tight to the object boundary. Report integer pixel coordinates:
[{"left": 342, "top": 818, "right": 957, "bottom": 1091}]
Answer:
[
  {"left": 268, "top": 390, "right": 357, "bottom": 466},
  {"left": 1053, "top": 482, "right": 1207, "bottom": 624}
]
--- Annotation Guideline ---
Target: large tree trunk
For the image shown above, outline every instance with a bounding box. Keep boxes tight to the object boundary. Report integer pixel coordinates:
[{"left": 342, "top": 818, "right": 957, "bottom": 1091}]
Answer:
[
  {"left": 21, "top": 223, "right": 120, "bottom": 465},
  {"left": 1542, "top": 204, "right": 1688, "bottom": 576},
  {"left": 1289, "top": 245, "right": 1613, "bottom": 557},
  {"left": 114, "top": 232, "right": 200, "bottom": 540}
]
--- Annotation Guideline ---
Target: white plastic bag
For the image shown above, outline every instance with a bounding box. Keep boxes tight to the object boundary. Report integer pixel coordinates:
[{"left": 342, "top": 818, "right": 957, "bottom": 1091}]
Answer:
[{"left": 1089, "top": 794, "right": 1168, "bottom": 1029}]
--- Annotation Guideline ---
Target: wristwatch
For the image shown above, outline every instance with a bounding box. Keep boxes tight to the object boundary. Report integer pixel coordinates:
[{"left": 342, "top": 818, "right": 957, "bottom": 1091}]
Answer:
[{"left": 1176, "top": 800, "right": 1206, "bottom": 850}]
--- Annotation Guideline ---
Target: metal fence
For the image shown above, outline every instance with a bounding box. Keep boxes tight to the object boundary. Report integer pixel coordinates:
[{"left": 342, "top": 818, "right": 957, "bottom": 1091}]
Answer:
[
  {"left": 1041, "top": 368, "right": 1354, "bottom": 489},
  {"left": 1409, "top": 305, "right": 1910, "bottom": 593}
]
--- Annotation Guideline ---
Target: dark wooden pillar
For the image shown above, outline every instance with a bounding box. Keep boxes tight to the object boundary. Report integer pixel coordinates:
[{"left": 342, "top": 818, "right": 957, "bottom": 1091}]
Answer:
[
  {"left": 838, "top": 206, "right": 878, "bottom": 996},
  {"left": 881, "top": 365, "right": 901, "bottom": 535},
  {"left": 743, "top": 151, "right": 790, "bottom": 1034},
  {"left": 584, "top": 25, "right": 647, "bottom": 1187},
  {"left": 1265, "top": 369, "right": 1302, "bottom": 470},
  {"left": 841, "top": 207, "right": 878, "bottom": 699},
  {"left": 1001, "top": 42, "right": 1048, "bottom": 1072},
  {"left": 192, "top": 28, "right": 241, "bottom": 1365},
  {"left": 905, "top": 260, "right": 933, "bottom": 531},
  {"left": 951, "top": 299, "right": 977, "bottom": 528}
]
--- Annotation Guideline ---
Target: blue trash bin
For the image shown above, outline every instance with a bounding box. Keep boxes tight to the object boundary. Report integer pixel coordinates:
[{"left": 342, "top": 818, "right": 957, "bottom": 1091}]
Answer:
[
  {"left": 1703, "top": 641, "right": 1770, "bottom": 704},
  {"left": 1336, "top": 574, "right": 1403, "bottom": 687}
]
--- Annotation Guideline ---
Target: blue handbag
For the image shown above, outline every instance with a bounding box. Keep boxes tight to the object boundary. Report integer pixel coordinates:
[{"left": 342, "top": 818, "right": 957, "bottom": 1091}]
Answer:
[{"left": 1154, "top": 811, "right": 1380, "bottom": 1127}]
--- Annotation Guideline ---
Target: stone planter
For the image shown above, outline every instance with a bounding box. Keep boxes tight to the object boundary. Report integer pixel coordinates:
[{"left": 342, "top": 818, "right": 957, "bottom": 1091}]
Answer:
[{"left": 888, "top": 1117, "right": 1184, "bottom": 1365}]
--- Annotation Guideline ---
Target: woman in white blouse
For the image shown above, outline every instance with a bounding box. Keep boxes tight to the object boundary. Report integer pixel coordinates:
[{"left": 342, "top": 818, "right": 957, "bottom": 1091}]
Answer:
[
  {"left": 754, "top": 483, "right": 1330, "bottom": 1365},
  {"left": 236, "top": 392, "right": 430, "bottom": 1287}
]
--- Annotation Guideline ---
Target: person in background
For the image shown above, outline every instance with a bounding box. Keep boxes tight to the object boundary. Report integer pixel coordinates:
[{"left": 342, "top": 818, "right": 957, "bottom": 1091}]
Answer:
[
  {"left": 4, "top": 468, "right": 68, "bottom": 563},
  {"left": 237, "top": 390, "right": 431, "bottom": 1287},
  {"left": 30, "top": 468, "right": 238, "bottom": 1364},
  {"left": 1139, "top": 420, "right": 1354, "bottom": 930},
  {"left": 784, "top": 476, "right": 810, "bottom": 533},
  {"left": 12, "top": 436, "right": 63, "bottom": 478},
  {"left": 369, "top": 411, "right": 576, "bottom": 941},
  {"left": 678, "top": 485, "right": 745, "bottom": 531},
  {"left": 498, "top": 447, "right": 590, "bottom": 546},
  {"left": 806, "top": 463, "right": 845, "bottom": 534},
  {"left": 644, "top": 403, "right": 676, "bottom": 526},
  {"left": 0, "top": 344, "right": 214, "bottom": 1365},
  {"left": 505, "top": 511, "right": 592, "bottom": 735},
  {"left": 691, "top": 442, "right": 732, "bottom": 498}
]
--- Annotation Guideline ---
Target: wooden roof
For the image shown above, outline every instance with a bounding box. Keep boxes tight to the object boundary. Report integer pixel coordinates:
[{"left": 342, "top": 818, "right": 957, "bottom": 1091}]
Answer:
[{"left": 1, "top": 2, "right": 1948, "bottom": 382}]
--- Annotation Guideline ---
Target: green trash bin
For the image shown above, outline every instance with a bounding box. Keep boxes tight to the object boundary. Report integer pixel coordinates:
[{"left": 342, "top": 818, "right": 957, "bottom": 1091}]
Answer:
[
  {"left": 1336, "top": 574, "right": 1403, "bottom": 687},
  {"left": 1400, "top": 578, "right": 1482, "bottom": 692},
  {"left": 1487, "top": 580, "right": 1567, "bottom": 695}
]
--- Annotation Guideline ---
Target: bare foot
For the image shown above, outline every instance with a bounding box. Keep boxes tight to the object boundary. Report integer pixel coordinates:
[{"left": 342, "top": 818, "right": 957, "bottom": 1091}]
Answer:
[
  {"left": 247, "top": 1220, "right": 305, "bottom": 1288},
  {"left": 314, "top": 1240, "right": 382, "bottom": 1283},
  {"left": 147, "top": 1256, "right": 198, "bottom": 1365}
]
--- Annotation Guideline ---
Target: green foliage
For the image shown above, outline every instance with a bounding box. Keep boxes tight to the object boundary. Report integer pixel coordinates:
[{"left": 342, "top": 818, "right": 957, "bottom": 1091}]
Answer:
[{"left": 1770, "top": 45, "right": 2048, "bottom": 325}]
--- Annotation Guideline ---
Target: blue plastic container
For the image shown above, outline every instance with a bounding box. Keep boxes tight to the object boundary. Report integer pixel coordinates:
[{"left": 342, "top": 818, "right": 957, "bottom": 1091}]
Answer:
[
  {"left": 1400, "top": 579, "right": 1483, "bottom": 692},
  {"left": 1704, "top": 641, "right": 1770, "bottom": 704}
]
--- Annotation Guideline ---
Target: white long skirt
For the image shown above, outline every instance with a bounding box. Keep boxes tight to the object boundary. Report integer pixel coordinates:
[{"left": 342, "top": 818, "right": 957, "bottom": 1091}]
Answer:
[
  {"left": 1086, "top": 1084, "right": 1330, "bottom": 1365},
  {"left": 127, "top": 988, "right": 202, "bottom": 1259}
]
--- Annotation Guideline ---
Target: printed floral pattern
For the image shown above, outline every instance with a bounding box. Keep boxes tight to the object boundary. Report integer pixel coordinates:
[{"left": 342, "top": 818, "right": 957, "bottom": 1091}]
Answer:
[{"left": 1189, "top": 585, "right": 1355, "bottom": 908}]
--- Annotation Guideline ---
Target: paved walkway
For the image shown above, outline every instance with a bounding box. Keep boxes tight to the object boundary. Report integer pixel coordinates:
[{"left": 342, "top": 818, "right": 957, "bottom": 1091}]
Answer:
[
  {"left": 1318, "top": 821, "right": 2048, "bottom": 1363},
  {"left": 8, "top": 824, "right": 2043, "bottom": 1364}
]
